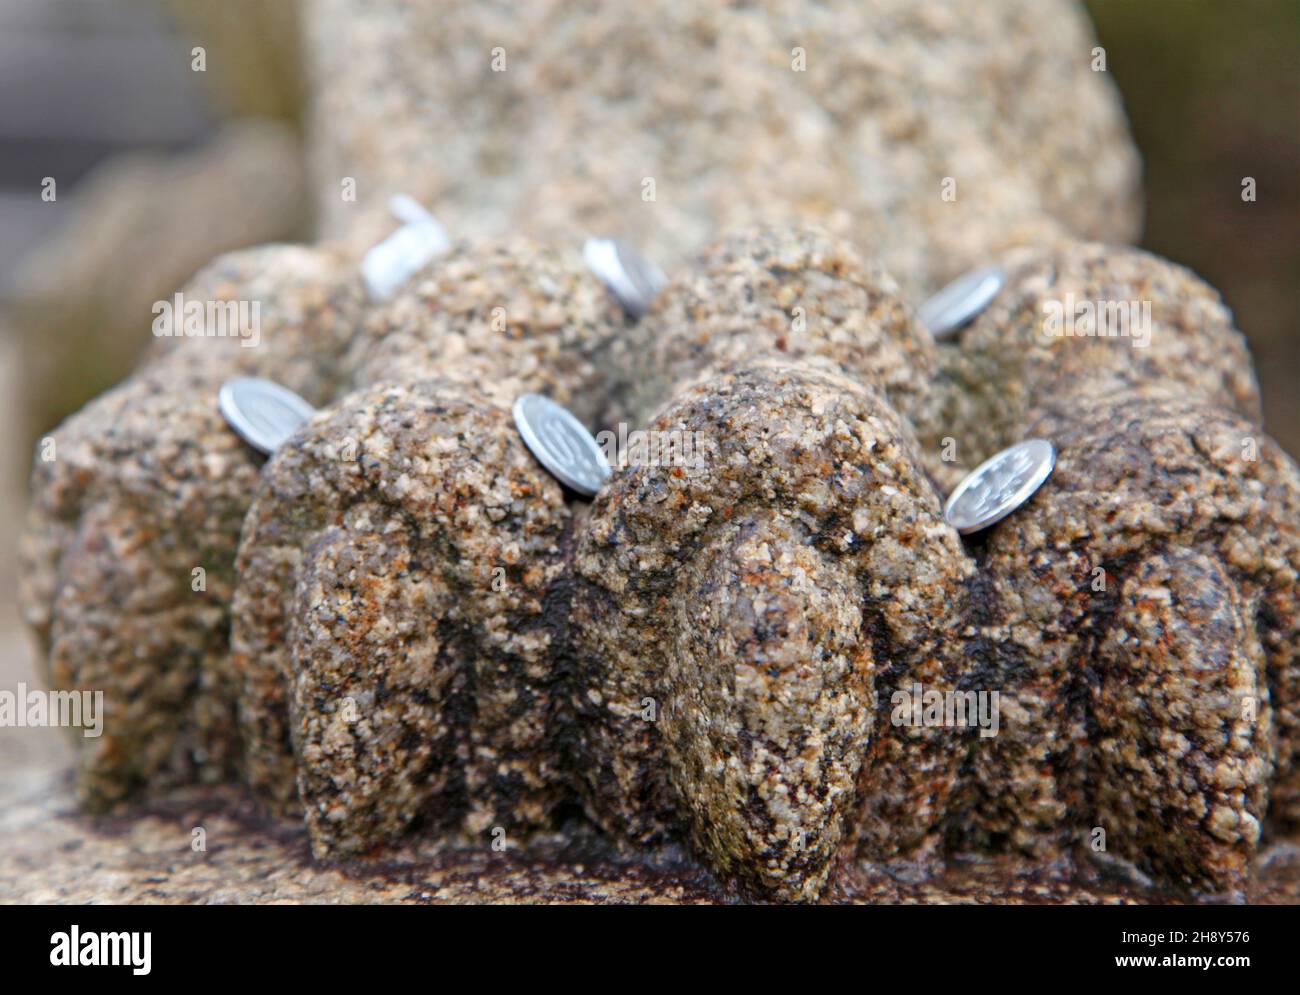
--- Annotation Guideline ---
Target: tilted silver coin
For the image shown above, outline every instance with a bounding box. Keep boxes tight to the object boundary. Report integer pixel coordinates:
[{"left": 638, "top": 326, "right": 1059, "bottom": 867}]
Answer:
[
  {"left": 218, "top": 378, "right": 317, "bottom": 456},
  {"left": 583, "top": 236, "right": 666, "bottom": 320},
  {"left": 513, "top": 394, "right": 611, "bottom": 497},
  {"left": 918, "top": 265, "right": 1005, "bottom": 341},
  {"left": 944, "top": 438, "right": 1056, "bottom": 534},
  {"left": 361, "top": 194, "right": 450, "bottom": 301}
]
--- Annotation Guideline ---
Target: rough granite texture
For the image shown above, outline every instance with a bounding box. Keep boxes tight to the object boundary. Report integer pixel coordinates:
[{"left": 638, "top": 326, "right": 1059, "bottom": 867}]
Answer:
[
  {"left": 570, "top": 361, "right": 970, "bottom": 900},
  {"left": 620, "top": 226, "right": 934, "bottom": 429},
  {"left": 15, "top": 0, "right": 1300, "bottom": 904},
  {"left": 343, "top": 237, "right": 633, "bottom": 427},
  {"left": 20, "top": 245, "right": 365, "bottom": 808},
  {"left": 21, "top": 225, "right": 1300, "bottom": 902},
  {"left": 230, "top": 380, "right": 572, "bottom": 856},
  {"left": 918, "top": 242, "right": 1264, "bottom": 483},
  {"left": 5, "top": 768, "right": 1299, "bottom": 904}
]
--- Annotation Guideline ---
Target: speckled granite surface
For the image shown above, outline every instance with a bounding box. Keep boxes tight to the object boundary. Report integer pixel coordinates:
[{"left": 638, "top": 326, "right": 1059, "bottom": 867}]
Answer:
[
  {"left": 9, "top": 0, "right": 1299, "bottom": 904},
  {"left": 18, "top": 228, "right": 1300, "bottom": 902},
  {"left": 3, "top": 761, "right": 1299, "bottom": 904}
]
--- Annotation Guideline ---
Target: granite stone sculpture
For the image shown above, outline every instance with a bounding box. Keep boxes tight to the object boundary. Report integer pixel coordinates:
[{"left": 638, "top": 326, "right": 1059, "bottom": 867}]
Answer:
[
  {"left": 22, "top": 226, "right": 1299, "bottom": 902},
  {"left": 18, "top": 0, "right": 1299, "bottom": 903}
]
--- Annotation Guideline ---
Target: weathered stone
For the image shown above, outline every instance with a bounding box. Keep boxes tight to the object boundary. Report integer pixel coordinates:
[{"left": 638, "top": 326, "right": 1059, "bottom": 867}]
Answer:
[
  {"left": 343, "top": 237, "right": 632, "bottom": 428},
  {"left": 571, "top": 363, "right": 969, "bottom": 899},
  {"left": 16, "top": 0, "right": 1299, "bottom": 906},
  {"left": 19, "top": 245, "right": 365, "bottom": 808},
  {"left": 229, "top": 380, "right": 572, "bottom": 857}
]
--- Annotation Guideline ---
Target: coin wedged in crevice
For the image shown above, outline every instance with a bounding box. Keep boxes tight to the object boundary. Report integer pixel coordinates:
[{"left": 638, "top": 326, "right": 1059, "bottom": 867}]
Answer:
[
  {"left": 19, "top": 230, "right": 1300, "bottom": 903},
  {"left": 914, "top": 242, "right": 1263, "bottom": 477},
  {"left": 569, "top": 361, "right": 972, "bottom": 899},
  {"left": 229, "top": 379, "right": 573, "bottom": 851}
]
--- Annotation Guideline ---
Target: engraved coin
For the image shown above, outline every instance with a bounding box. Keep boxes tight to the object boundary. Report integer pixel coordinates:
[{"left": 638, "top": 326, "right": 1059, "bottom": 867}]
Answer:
[
  {"left": 583, "top": 236, "right": 666, "bottom": 320},
  {"left": 944, "top": 438, "right": 1056, "bottom": 534},
  {"left": 218, "top": 378, "right": 317, "bottom": 456},
  {"left": 513, "top": 393, "right": 611, "bottom": 497},
  {"left": 918, "top": 265, "right": 1005, "bottom": 340}
]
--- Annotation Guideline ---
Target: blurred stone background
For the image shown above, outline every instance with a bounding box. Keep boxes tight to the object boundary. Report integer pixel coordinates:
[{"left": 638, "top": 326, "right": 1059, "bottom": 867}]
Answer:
[
  {"left": 0, "top": 0, "right": 307, "bottom": 777},
  {"left": 0, "top": 0, "right": 1296, "bottom": 759}
]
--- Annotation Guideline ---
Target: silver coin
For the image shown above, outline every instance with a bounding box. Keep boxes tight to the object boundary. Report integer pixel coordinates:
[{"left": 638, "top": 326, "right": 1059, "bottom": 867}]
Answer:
[
  {"left": 512, "top": 394, "right": 611, "bottom": 497},
  {"left": 583, "top": 236, "right": 666, "bottom": 320},
  {"left": 361, "top": 195, "right": 450, "bottom": 301},
  {"left": 218, "top": 378, "right": 317, "bottom": 456},
  {"left": 944, "top": 438, "right": 1056, "bottom": 534},
  {"left": 388, "top": 192, "right": 436, "bottom": 226},
  {"left": 918, "top": 265, "right": 1005, "bottom": 341}
]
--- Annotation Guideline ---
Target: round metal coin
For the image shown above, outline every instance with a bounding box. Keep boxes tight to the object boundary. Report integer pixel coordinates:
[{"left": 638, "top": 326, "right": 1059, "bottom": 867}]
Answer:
[
  {"left": 918, "top": 265, "right": 1005, "bottom": 340},
  {"left": 512, "top": 393, "right": 611, "bottom": 497},
  {"left": 944, "top": 438, "right": 1056, "bottom": 534},
  {"left": 218, "top": 378, "right": 317, "bottom": 456},
  {"left": 583, "top": 236, "right": 666, "bottom": 320}
]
